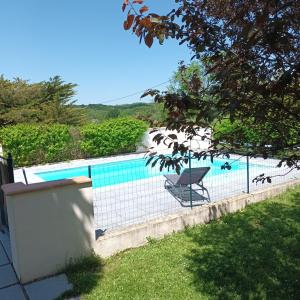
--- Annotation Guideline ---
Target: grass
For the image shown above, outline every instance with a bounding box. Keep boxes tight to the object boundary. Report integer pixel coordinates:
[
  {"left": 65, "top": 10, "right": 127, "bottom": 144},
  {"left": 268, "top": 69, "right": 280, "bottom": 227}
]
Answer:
[{"left": 61, "top": 185, "right": 300, "bottom": 300}]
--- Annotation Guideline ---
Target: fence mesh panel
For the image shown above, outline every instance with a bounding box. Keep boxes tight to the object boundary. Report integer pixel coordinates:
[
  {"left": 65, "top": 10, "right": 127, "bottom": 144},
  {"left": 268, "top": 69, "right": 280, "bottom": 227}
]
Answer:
[{"left": 91, "top": 152, "right": 300, "bottom": 232}]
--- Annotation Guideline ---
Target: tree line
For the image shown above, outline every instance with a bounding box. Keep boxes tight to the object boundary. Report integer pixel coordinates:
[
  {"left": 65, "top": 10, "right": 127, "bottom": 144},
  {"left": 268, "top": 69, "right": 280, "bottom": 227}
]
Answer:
[{"left": 0, "top": 74, "right": 168, "bottom": 127}]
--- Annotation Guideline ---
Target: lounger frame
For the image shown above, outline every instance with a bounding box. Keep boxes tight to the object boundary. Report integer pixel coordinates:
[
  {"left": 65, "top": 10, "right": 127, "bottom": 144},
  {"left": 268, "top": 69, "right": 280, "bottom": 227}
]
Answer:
[{"left": 164, "top": 167, "right": 211, "bottom": 207}]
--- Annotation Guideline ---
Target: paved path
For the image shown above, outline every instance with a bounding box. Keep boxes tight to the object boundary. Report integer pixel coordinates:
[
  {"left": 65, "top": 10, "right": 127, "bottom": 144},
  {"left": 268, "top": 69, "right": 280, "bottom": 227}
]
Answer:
[{"left": 0, "top": 228, "right": 73, "bottom": 300}]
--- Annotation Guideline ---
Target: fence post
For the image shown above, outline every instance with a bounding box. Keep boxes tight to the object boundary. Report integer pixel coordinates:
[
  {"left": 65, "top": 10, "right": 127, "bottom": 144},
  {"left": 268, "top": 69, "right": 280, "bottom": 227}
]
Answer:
[
  {"left": 88, "top": 165, "right": 92, "bottom": 179},
  {"left": 7, "top": 153, "right": 14, "bottom": 183},
  {"left": 22, "top": 169, "right": 28, "bottom": 185},
  {"left": 246, "top": 153, "right": 250, "bottom": 193},
  {"left": 188, "top": 150, "right": 193, "bottom": 209}
]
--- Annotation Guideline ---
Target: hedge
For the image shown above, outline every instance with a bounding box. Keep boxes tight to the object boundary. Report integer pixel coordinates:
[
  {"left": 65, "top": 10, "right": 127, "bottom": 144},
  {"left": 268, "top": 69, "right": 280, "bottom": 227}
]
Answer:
[
  {"left": 0, "top": 124, "right": 72, "bottom": 166},
  {"left": 214, "top": 118, "right": 299, "bottom": 147},
  {"left": 80, "top": 118, "right": 148, "bottom": 157},
  {"left": 0, "top": 118, "right": 147, "bottom": 167}
]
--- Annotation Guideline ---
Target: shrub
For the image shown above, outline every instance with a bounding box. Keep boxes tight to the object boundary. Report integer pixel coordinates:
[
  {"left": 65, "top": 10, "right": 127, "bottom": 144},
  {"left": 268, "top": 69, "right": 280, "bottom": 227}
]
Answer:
[
  {"left": 0, "top": 124, "right": 74, "bottom": 166},
  {"left": 214, "top": 119, "right": 261, "bottom": 146},
  {"left": 0, "top": 118, "right": 148, "bottom": 167},
  {"left": 80, "top": 118, "right": 147, "bottom": 157},
  {"left": 214, "top": 118, "right": 300, "bottom": 149}
]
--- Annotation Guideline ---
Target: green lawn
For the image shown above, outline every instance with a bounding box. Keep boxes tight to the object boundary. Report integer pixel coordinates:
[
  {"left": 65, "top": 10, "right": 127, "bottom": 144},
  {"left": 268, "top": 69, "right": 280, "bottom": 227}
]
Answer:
[{"left": 62, "top": 185, "right": 300, "bottom": 300}]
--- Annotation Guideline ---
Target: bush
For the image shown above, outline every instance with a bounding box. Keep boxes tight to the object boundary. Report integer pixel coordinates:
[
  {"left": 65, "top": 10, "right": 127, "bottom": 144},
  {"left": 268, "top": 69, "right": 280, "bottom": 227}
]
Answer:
[
  {"left": 214, "top": 119, "right": 264, "bottom": 146},
  {"left": 0, "top": 124, "right": 74, "bottom": 166},
  {"left": 0, "top": 118, "right": 148, "bottom": 166},
  {"left": 80, "top": 118, "right": 147, "bottom": 157},
  {"left": 214, "top": 118, "right": 300, "bottom": 149}
]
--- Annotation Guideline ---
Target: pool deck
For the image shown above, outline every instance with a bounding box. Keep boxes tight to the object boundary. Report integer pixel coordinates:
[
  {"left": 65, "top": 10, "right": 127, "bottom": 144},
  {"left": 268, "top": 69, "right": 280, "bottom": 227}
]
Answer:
[{"left": 14, "top": 152, "right": 300, "bottom": 231}]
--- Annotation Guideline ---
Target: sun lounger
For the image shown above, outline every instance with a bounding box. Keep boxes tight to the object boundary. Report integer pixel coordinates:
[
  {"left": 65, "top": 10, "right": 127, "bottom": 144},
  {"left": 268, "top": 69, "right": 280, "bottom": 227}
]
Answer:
[{"left": 164, "top": 167, "right": 210, "bottom": 206}]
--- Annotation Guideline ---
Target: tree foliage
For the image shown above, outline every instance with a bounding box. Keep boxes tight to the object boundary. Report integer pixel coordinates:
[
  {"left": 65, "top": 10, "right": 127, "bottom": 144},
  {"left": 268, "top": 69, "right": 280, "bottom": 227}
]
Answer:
[
  {"left": 168, "top": 61, "right": 218, "bottom": 122},
  {"left": 123, "top": 0, "right": 300, "bottom": 179},
  {"left": 40, "top": 76, "right": 85, "bottom": 125},
  {"left": 0, "top": 75, "right": 85, "bottom": 126},
  {"left": 168, "top": 61, "right": 204, "bottom": 94},
  {"left": 0, "top": 76, "right": 43, "bottom": 126},
  {"left": 81, "top": 102, "right": 166, "bottom": 126}
]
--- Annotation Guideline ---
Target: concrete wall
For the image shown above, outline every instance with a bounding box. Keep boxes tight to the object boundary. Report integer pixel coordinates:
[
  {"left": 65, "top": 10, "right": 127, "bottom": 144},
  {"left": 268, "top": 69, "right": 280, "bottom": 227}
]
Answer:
[
  {"left": 138, "top": 127, "right": 211, "bottom": 152},
  {"left": 2, "top": 176, "right": 94, "bottom": 283},
  {"left": 94, "top": 179, "right": 300, "bottom": 257}
]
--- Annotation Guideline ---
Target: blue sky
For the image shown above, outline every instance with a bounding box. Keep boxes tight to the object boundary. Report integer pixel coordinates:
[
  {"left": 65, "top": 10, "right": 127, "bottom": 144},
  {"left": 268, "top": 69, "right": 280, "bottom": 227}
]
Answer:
[{"left": 0, "top": 0, "right": 191, "bottom": 105}]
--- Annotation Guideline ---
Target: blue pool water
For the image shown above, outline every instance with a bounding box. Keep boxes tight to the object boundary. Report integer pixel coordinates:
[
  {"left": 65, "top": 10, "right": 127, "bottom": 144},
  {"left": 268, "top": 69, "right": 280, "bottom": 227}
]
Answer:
[{"left": 36, "top": 157, "right": 252, "bottom": 188}]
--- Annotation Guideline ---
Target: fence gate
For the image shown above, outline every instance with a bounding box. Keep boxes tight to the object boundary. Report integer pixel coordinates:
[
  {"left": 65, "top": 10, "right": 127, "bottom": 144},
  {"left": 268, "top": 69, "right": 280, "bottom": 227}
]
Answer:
[{"left": 0, "top": 153, "right": 14, "bottom": 227}]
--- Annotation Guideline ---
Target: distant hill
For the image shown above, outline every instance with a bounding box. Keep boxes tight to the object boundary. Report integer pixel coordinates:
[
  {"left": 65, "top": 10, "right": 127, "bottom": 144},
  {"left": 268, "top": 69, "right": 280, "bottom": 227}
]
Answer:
[{"left": 76, "top": 102, "right": 166, "bottom": 125}]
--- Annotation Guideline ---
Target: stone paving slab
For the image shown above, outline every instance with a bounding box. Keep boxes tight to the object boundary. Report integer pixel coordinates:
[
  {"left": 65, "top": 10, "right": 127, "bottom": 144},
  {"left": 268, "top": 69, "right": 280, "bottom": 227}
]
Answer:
[
  {"left": 0, "top": 230, "right": 12, "bottom": 261},
  {"left": 24, "top": 273, "right": 73, "bottom": 300},
  {"left": 0, "top": 230, "right": 10, "bottom": 246},
  {"left": 0, "top": 244, "right": 9, "bottom": 266},
  {"left": 0, "top": 284, "right": 26, "bottom": 300},
  {"left": 1, "top": 241, "right": 12, "bottom": 262},
  {"left": 0, "top": 264, "right": 18, "bottom": 288}
]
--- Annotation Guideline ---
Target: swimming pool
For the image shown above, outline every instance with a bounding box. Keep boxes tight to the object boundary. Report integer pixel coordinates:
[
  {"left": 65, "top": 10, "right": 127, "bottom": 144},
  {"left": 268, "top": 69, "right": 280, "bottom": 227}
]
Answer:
[{"left": 36, "top": 156, "right": 251, "bottom": 188}]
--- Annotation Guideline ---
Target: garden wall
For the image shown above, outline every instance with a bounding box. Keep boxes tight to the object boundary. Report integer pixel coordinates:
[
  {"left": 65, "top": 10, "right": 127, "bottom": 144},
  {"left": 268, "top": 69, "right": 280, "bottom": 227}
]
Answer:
[{"left": 2, "top": 176, "right": 94, "bottom": 283}]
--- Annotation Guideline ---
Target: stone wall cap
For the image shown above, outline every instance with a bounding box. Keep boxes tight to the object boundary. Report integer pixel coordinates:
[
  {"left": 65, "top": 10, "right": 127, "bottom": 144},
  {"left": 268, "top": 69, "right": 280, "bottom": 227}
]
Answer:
[{"left": 2, "top": 176, "right": 92, "bottom": 196}]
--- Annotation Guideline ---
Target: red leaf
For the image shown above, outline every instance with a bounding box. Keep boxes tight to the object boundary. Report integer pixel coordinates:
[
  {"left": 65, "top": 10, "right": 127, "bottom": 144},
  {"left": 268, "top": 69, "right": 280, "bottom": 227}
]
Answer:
[
  {"left": 124, "top": 14, "right": 135, "bottom": 30},
  {"left": 127, "top": 14, "right": 135, "bottom": 28},
  {"left": 133, "top": 0, "right": 143, "bottom": 3},
  {"left": 135, "top": 28, "right": 142, "bottom": 37},
  {"left": 139, "top": 5, "right": 149, "bottom": 14},
  {"left": 140, "top": 17, "right": 152, "bottom": 28},
  {"left": 122, "top": 1, "right": 129, "bottom": 12},
  {"left": 145, "top": 34, "right": 153, "bottom": 48}
]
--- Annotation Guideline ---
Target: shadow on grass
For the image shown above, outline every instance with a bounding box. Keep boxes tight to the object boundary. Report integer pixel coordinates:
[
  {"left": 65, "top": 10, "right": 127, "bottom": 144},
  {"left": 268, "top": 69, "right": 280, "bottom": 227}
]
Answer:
[
  {"left": 59, "top": 255, "right": 104, "bottom": 299},
  {"left": 185, "top": 189, "right": 300, "bottom": 299}
]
